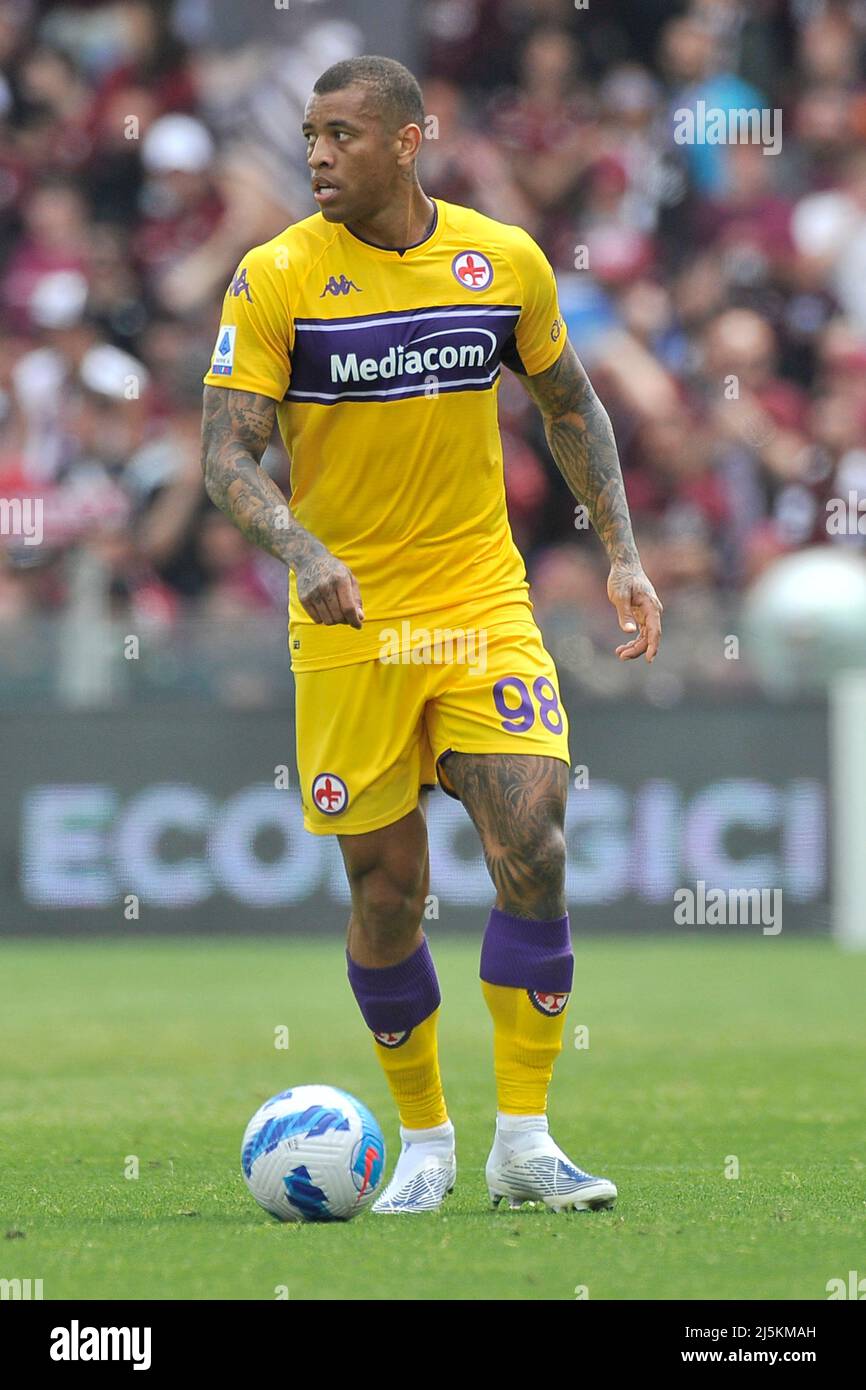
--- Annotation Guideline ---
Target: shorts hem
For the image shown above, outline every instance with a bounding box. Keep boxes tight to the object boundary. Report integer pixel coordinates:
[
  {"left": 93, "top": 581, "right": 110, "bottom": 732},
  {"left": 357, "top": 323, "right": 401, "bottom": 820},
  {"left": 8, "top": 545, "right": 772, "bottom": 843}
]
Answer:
[
  {"left": 435, "top": 743, "right": 570, "bottom": 800},
  {"left": 302, "top": 790, "right": 427, "bottom": 837}
]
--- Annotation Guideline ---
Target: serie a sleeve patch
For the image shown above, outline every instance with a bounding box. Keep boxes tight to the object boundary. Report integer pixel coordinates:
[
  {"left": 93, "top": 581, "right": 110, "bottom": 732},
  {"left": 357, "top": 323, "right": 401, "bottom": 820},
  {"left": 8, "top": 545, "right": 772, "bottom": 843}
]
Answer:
[{"left": 210, "top": 324, "right": 237, "bottom": 376}]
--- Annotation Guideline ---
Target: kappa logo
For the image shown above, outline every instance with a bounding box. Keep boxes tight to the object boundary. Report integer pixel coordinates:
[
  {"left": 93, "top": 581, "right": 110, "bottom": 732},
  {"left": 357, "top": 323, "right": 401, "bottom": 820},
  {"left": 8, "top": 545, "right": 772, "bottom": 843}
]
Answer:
[
  {"left": 528, "top": 990, "right": 570, "bottom": 1016},
  {"left": 320, "top": 274, "right": 362, "bottom": 298},
  {"left": 452, "top": 250, "right": 494, "bottom": 291},
  {"left": 230, "top": 267, "right": 253, "bottom": 302},
  {"left": 373, "top": 1029, "right": 411, "bottom": 1048},
  {"left": 311, "top": 772, "right": 349, "bottom": 814}
]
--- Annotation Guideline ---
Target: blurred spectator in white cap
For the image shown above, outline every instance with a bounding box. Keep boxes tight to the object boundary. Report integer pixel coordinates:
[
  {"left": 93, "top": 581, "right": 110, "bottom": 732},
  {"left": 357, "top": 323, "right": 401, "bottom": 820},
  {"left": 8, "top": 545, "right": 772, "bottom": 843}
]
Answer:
[
  {"left": 133, "top": 112, "right": 223, "bottom": 301},
  {"left": 0, "top": 177, "right": 90, "bottom": 332},
  {"left": 791, "top": 149, "right": 866, "bottom": 340},
  {"left": 10, "top": 269, "right": 102, "bottom": 484},
  {"left": 78, "top": 342, "right": 150, "bottom": 401},
  {"left": 152, "top": 143, "right": 303, "bottom": 317},
  {"left": 595, "top": 62, "right": 686, "bottom": 246},
  {"left": 141, "top": 111, "right": 213, "bottom": 176},
  {"left": 30, "top": 267, "right": 88, "bottom": 330}
]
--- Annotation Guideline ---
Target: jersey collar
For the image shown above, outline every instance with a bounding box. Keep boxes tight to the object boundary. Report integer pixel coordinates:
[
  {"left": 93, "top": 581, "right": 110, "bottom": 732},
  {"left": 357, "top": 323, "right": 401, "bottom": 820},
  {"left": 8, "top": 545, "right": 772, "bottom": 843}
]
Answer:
[{"left": 339, "top": 198, "right": 444, "bottom": 260}]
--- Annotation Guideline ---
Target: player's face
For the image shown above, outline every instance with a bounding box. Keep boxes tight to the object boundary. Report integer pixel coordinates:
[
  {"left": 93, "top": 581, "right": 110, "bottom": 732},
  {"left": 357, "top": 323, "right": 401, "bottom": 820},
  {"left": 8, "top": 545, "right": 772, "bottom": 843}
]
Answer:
[{"left": 303, "top": 86, "right": 403, "bottom": 223}]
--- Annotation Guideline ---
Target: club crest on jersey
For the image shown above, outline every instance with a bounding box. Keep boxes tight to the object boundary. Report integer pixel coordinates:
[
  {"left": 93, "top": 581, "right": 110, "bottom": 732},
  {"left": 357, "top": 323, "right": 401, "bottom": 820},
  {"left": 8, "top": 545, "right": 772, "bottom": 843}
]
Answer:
[
  {"left": 373, "top": 1028, "right": 411, "bottom": 1048},
  {"left": 312, "top": 772, "right": 349, "bottom": 815},
  {"left": 528, "top": 989, "right": 570, "bottom": 1016},
  {"left": 452, "top": 250, "right": 494, "bottom": 291},
  {"left": 320, "top": 274, "right": 362, "bottom": 297}
]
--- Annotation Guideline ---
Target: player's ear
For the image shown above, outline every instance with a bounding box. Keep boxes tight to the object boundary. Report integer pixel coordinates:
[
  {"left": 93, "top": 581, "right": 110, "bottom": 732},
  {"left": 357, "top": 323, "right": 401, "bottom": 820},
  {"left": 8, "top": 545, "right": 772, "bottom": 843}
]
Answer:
[{"left": 396, "top": 122, "right": 423, "bottom": 167}]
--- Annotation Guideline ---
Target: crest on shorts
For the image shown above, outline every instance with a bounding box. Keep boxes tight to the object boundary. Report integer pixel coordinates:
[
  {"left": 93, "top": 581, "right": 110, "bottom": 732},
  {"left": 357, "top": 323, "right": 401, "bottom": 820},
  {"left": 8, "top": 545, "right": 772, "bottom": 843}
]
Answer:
[
  {"left": 311, "top": 772, "right": 349, "bottom": 815},
  {"left": 528, "top": 989, "right": 570, "bottom": 1016}
]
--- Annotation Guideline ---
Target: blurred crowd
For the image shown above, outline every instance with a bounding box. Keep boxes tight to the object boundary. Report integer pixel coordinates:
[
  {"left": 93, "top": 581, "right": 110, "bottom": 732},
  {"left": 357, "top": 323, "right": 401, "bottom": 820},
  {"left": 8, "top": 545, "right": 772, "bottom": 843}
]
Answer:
[{"left": 1, "top": 0, "right": 866, "bottom": 700}]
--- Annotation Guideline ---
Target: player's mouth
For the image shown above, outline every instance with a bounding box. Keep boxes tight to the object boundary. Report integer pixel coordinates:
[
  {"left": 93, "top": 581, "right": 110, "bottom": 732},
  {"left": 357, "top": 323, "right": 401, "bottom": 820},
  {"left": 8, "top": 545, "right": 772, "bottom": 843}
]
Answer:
[{"left": 313, "top": 179, "right": 340, "bottom": 205}]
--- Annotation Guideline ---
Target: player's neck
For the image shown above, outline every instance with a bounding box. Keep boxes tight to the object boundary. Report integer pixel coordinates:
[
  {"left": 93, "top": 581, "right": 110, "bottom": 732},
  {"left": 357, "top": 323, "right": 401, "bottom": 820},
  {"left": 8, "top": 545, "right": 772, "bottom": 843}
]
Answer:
[{"left": 344, "top": 188, "right": 436, "bottom": 252}]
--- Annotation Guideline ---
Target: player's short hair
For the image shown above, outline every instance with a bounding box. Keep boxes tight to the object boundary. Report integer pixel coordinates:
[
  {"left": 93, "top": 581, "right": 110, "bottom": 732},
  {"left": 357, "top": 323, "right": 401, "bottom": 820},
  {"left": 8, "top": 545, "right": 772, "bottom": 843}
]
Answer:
[{"left": 312, "top": 55, "right": 425, "bottom": 133}]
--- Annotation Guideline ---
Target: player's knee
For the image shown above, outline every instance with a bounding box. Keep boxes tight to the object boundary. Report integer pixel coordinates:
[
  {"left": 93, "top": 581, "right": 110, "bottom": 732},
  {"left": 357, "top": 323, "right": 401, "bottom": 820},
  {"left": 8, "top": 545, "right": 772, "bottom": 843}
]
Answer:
[
  {"left": 523, "top": 822, "right": 565, "bottom": 877},
  {"left": 350, "top": 863, "right": 425, "bottom": 938},
  {"left": 507, "top": 824, "right": 567, "bottom": 917},
  {"left": 546, "top": 824, "right": 567, "bottom": 878}
]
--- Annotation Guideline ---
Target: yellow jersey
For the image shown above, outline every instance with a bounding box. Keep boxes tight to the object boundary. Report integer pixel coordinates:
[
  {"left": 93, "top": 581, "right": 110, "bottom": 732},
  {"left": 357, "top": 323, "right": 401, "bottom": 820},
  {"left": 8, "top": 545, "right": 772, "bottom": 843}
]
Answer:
[{"left": 202, "top": 197, "right": 567, "bottom": 671}]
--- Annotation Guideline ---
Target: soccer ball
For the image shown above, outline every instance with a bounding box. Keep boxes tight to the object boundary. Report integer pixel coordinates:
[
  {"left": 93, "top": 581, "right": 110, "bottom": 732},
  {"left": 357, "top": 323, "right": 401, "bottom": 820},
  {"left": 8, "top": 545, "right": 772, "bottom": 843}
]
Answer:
[{"left": 241, "top": 1084, "right": 386, "bottom": 1222}]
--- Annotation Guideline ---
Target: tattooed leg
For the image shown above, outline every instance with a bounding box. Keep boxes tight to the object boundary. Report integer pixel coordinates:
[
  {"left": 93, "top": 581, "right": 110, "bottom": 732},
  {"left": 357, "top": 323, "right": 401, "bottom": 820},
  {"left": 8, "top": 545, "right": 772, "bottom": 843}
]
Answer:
[{"left": 442, "top": 753, "right": 568, "bottom": 920}]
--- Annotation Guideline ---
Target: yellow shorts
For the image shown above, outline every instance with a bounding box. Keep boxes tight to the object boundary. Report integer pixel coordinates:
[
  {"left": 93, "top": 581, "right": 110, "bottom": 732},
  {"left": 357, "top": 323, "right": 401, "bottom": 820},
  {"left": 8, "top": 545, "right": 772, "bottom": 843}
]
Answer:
[{"left": 295, "top": 614, "right": 570, "bottom": 835}]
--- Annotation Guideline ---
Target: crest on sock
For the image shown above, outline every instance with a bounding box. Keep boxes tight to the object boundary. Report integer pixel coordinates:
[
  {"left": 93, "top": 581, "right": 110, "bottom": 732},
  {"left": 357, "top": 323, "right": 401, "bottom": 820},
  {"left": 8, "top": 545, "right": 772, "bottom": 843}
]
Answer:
[
  {"left": 373, "top": 1028, "right": 412, "bottom": 1048},
  {"left": 527, "top": 990, "right": 570, "bottom": 1016}
]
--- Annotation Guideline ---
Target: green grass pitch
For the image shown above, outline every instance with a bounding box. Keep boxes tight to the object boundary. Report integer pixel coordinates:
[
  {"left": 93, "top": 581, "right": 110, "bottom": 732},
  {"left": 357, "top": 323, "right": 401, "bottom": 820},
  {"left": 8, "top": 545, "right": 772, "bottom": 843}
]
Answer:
[{"left": 1, "top": 936, "right": 863, "bottom": 1301}]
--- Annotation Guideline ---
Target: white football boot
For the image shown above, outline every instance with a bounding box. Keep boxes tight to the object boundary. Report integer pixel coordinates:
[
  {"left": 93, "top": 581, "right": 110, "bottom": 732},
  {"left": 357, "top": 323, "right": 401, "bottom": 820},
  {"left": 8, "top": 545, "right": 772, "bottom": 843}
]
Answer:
[
  {"left": 486, "top": 1116, "right": 617, "bottom": 1212},
  {"left": 372, "top": 1120, "right": 456, "bottom": 1214}
]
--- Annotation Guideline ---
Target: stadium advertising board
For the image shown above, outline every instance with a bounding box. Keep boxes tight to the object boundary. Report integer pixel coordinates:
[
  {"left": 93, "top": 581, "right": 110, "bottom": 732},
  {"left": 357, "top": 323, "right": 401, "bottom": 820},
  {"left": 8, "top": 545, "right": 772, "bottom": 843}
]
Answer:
[{"left": 2, "top": 701, "right": 827, "bottom": 935}]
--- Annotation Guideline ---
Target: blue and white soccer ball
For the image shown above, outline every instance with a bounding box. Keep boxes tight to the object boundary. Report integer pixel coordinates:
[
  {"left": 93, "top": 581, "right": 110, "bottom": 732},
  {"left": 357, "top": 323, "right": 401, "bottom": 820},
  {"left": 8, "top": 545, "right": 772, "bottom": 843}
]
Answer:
[{"left": 241, "top": 1085, "right": 386, "bottom": 1222}]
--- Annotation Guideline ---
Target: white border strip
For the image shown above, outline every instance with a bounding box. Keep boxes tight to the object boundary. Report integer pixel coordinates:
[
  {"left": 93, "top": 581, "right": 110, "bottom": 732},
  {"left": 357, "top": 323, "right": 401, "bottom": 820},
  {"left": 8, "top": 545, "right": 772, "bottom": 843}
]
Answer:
[
  {"left": 295, "top": 308, "right": 520, "bottom": 333},
  {"left": 831, "top": 670, "right": 866, "bottom": 949}
]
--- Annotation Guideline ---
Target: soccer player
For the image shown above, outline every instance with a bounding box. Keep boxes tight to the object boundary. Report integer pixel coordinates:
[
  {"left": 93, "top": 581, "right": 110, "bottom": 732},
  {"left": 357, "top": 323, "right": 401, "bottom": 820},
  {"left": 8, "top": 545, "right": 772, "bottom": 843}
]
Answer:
[{"left": 202, "top": 56, "right": 662, "bottom": 1213}]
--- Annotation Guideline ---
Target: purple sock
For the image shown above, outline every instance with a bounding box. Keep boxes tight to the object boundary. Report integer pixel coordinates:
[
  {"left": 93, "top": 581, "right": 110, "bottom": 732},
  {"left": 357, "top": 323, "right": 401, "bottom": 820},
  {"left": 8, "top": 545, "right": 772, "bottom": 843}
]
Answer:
[
  {"left": 347, "top": 936, "right": 440, "bottom": 1042},
  {"left": 480, "top": 907, "right": 574, "bottom": 993}
]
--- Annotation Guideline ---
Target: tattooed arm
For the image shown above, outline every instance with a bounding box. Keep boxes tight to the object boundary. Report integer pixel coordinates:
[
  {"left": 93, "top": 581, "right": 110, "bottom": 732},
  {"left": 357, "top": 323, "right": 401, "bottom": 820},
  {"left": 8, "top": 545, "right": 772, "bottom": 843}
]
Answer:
[
  {"left": 520, "top": 341, "right": 662, "bottom": 662},
  {"left": 200, "top": 384, "right": 363, "bottom": 627}
]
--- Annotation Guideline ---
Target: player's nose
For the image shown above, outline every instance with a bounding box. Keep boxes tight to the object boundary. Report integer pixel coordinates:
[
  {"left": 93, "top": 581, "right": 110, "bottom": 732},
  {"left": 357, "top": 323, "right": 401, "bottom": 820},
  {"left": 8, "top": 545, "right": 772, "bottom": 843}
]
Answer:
[{"left": 306, "top": 136, "right": 332, "bottom": 168}]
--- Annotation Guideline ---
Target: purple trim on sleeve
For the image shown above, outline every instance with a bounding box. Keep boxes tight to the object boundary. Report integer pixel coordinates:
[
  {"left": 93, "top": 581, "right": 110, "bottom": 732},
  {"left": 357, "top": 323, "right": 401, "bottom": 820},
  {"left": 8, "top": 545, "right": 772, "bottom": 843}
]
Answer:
[
  {"left": 347, "top": 936, "right": 440, "bottom": 1033},
  {"left": 480, "top": 907, "right": 573, "bottom": 992}
]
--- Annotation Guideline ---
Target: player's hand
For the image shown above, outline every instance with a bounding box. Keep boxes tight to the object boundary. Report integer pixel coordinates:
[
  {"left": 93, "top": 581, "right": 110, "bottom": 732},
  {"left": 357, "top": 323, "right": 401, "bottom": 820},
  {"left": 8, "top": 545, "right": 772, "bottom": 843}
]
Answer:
[
  {"left": 295, "top": 553, "right": 364, "bottom": 628},
  {"left": 607, "top": 560, "right": 663, "bottom": 663}
]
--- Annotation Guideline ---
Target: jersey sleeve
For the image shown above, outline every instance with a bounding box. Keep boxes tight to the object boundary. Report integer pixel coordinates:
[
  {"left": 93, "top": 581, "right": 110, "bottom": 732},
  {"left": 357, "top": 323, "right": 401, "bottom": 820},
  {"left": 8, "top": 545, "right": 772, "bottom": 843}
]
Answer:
[
  {"left": 508, "top": 229, "right": 567, "bottom": 377},
  {"left": 202, "top": 243, "right": 293, "bottom": 400}
]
